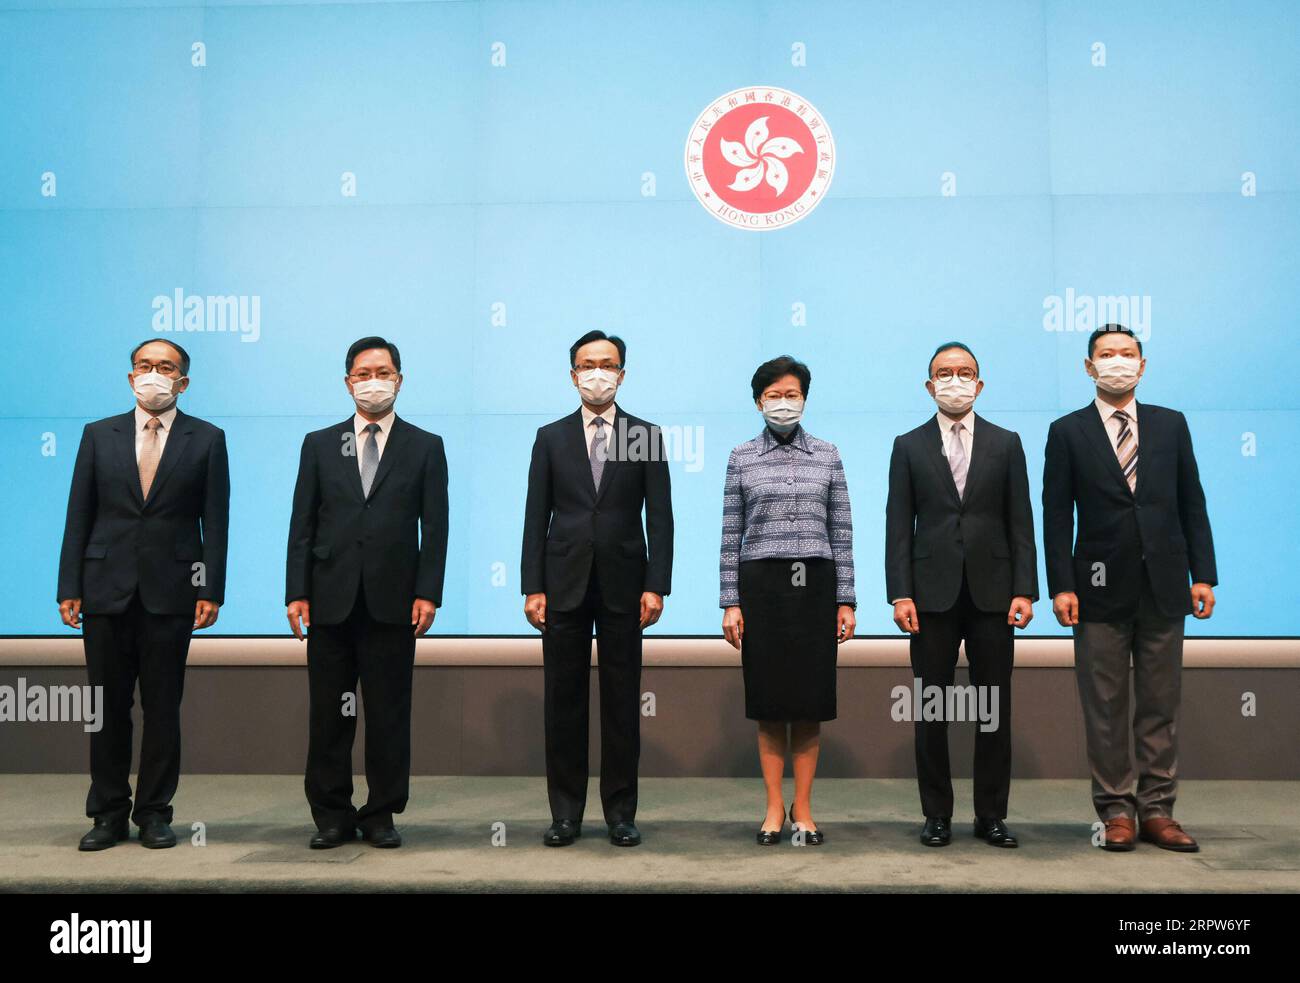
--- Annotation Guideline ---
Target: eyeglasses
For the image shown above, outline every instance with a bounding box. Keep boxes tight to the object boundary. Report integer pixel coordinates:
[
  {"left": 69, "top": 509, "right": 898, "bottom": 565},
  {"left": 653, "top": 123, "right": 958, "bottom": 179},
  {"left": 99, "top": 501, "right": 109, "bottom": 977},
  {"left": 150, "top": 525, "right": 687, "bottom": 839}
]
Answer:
[
  {"left": 348, "top": 369, "right": 398, "bottom": 381},
  {"left": 933, "top": 367, "right": 977, "bottom": 382},
  {"left": 574, "top": 363, "right": 621, "bottom": 372},
  {"left": 133, "top": 360, "right": 181, "bottom": 376}
]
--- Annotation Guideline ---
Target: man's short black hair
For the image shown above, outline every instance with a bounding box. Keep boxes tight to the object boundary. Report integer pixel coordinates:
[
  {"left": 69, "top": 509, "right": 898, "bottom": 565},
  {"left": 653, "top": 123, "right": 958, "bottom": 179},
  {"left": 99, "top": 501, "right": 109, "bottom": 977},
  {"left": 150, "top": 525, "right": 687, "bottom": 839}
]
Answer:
[
  {"left": 570, "top": 330, "right": 626, "bottom": 368},
  {"left": 928, "top": 341, "right": 979, "bottom": 378},
  {"left": 131, "top": 338, "right": 190, "bottom": 375},
  {"left": 1088, "top": 324, "right": 1144, "bottom": 359},
  {"left": 346, "top": 336, "right": 402, "bottom": 374},
  {"left": 751, "top": 355, "right": 811, "bottom": 401}
]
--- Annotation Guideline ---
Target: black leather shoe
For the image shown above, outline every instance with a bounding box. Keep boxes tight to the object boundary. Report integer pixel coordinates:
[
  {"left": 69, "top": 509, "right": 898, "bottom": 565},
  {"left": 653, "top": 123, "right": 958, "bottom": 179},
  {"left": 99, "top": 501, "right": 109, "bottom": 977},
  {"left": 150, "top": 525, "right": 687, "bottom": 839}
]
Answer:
[
  {"left": 78, "top": 817, "right": 129, "bottom": 852},
  {"left": 609, "top": 821, "right": 641, "bottom": 847},
  {"left": 974, "top": 817, "right": 1019, "bottom": 848},
  {"left": 309, "top": 825, "right": 358, "bottom": 849},
  {"left": 757, "top": 807, "right": 787, "bottom": 846},
  {"left": 138, "top": 820, "right": 177, "bottom": 849},
  {"left": 789, "top": 805, "right": 825, "bottom": 845},
  {"left": 543, "top": 819, "right": 582, "bottom": 847},
  {"left": 361, "top": 824, "right": 402, "bottom": 848},
  {"left": 920, "top": 816, "right": 952, "bottom": 846}
]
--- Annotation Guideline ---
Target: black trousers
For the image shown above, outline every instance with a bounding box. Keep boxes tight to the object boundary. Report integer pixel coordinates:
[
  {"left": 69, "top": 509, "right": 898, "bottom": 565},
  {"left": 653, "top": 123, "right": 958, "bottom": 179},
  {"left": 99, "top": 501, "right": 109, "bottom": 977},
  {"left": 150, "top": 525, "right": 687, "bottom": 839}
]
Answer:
[
  {"left": 909, "top": 570, "right": 1014, "bottom": 820},
  {"left": 542, "top": 561, "right": 642, "bottom": 825},
  {"left": 81, "top": 590, "right": 193, "bottom": 827},
  {"left": 304, "top": 581, "right": 416, "bottom": 832}
]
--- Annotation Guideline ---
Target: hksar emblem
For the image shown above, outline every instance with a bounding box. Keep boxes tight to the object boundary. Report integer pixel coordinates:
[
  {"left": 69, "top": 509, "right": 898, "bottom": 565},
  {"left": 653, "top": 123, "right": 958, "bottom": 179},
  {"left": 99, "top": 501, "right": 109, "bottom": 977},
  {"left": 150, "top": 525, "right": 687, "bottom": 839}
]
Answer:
[{"left": 685, "top": 85, "right": 835, "bottom": 231}]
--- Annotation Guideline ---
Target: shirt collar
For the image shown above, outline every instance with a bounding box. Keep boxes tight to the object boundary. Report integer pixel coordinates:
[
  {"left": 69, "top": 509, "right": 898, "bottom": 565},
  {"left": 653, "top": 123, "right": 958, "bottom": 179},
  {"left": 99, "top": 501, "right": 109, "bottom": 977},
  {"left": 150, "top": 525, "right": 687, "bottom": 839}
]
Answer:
[
  {"left": 580, "top": 403, "right": 617, "bottom": 428},
  {"left": 354, "top": 409, "right": 396, "bottom": 434},
  {"left": 935, "top": 410, "right": 974, "bottom": 437},
  {"left": 1095, "top": 394, "right": 1138, "bottom": 421},
  {"left": 134, "top": 404, "right": 178, "bottom": 432},
  {"left": 758, "top": 423, "right": 813, "bottom": 455}
]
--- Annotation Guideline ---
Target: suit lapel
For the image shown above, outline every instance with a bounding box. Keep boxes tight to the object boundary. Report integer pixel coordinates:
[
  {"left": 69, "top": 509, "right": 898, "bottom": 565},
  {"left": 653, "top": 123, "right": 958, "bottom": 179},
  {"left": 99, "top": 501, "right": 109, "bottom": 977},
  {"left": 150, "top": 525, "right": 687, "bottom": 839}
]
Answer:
[
  {"left": 922, "top": 416, "right": 962, "bottom": 508},
  {"left": 1133, "top": 401, "right": 1153, "bottom": 499},
  {"left": 1079, "top": 403, "right": 1133, "bottom": 497},
  {"left": 594, "top": 405, "right": 624, "bottom": 506},
  {"left": 959, "top": 412, "right": 990, "bottom": 501},
  {"left": 567, "top": 408, "right": 598, "bottom": 502},
  {"left": 365, "top": 415, "right": 406, "bottom": 500},
  {"left": 112, "top": 411, "right": 145, "bottom": 509},
  {"left": 143, "top": 409, "right": 193, "bottom": 507},
  {"left": 337, "top": 418, "right": 366, "bottom": 503}
]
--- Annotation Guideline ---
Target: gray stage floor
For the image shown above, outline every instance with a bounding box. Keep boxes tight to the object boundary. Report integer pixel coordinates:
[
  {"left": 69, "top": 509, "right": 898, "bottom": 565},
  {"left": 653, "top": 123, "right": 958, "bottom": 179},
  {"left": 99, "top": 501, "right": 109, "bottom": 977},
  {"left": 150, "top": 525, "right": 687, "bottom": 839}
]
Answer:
[{"left": 1, "top": 776, "right": 1296, "bottom": 893}]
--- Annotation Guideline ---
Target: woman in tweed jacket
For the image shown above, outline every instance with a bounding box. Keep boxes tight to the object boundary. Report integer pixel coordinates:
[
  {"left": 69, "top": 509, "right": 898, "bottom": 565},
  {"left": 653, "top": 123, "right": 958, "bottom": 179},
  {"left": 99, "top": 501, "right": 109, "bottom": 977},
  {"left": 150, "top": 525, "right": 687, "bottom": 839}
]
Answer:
[{"left": 720, "top": 355, "right": 856, "bottom": 846}]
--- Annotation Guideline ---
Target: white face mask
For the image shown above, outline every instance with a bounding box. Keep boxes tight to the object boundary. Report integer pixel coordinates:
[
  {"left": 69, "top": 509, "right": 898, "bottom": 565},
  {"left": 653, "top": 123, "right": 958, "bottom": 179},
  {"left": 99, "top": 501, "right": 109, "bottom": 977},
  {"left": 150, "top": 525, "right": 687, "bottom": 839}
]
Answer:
[
  {"left": 576, "top": 367, "right": 620, "bottom": 404},
  {"left": 351, "top": 378, "right": 397, "bottom": 414},
  {"left": 133, "top": 371, "right": 180, "bottom": 411},
  {"left": 931, "top": 376, "right": 977, "bottom": 415},
  {"left": 760, "top": 397, "right": 803, "bottom": 434},
  {"left": 1090, "top": 355, "right": 1142, "bottom": 394}
]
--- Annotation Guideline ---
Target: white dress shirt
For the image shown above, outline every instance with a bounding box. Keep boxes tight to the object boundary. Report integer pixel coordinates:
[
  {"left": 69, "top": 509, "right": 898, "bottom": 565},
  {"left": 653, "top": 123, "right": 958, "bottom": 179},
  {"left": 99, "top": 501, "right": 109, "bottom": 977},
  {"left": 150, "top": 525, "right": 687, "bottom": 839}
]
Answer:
[
  {"left": 353, "top": 409, "right": 395, "bottom": 474},
  {"left": 580, "top": 403, "right": 617, "bottom": 455},
  {"left": 134, "top": 404, "right": 177, "bottom": 462},
  {"left": 936, "top": 409, "right": 974, "bottom": 461},
  {"left": 1095, "top": 394, "right": 1139, "bottom": 452}
]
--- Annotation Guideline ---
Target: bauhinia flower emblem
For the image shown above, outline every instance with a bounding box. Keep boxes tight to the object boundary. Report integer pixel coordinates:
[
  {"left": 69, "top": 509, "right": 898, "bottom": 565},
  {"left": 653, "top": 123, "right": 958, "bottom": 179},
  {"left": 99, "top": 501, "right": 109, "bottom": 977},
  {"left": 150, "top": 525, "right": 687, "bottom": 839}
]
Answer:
[{"left": 720, "top": 116, "right": 804, "bottom": 196}]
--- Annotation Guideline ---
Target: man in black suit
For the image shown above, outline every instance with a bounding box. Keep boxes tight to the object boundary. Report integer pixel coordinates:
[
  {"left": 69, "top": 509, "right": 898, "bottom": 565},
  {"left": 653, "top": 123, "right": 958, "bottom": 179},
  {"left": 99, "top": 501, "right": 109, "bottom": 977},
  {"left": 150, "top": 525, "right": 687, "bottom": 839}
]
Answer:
[
  {"left": 1044, "top": 324, "right": 1216, "bottom": 853},
  {"left": 58, "top": 339, "right": 229, "bottom": 851},
  {"left": 521, "top": 330, "right": 673, "bottom": 847},
  {"left": 886, "top": 342, "right": 1037, "bottom": 848},
  {"left": 286, "top": 336, "right": 449, "bottom": 850}
]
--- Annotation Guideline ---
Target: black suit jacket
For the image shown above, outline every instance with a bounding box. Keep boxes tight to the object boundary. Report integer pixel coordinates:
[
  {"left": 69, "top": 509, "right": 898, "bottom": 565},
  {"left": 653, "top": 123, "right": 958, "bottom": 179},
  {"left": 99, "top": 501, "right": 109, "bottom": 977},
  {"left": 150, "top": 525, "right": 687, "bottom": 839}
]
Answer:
[
  {"left": 286, "top": 415, "right": 449, "bottom": 626},
  {"left": 1043, "top": 401, "right": 1217, "bottom": 622},
  {"left": 885, "top": 414, "right": 1038, "bottom": 613},
  {"left": 521, "top": 405, "right": 673, "bottom": 613},
  {"left": 57, "top": 408, "right": 230, "bottom": 616}
]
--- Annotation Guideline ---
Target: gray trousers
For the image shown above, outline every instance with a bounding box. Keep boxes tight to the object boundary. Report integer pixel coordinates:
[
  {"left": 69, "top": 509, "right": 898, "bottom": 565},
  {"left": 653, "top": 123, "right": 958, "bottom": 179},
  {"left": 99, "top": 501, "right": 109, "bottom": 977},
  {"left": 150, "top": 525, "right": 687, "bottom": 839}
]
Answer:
[{"left": 1073, "top": 577, "right": 1185, "bottom": 821}]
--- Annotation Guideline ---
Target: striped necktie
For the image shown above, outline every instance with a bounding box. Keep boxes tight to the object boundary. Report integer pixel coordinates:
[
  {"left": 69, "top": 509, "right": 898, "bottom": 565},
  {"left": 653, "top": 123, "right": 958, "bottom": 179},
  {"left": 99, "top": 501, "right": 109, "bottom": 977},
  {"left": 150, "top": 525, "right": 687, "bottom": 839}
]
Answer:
[{"left": 1113, "top": 408, "right": 1138, "bottom": 493}]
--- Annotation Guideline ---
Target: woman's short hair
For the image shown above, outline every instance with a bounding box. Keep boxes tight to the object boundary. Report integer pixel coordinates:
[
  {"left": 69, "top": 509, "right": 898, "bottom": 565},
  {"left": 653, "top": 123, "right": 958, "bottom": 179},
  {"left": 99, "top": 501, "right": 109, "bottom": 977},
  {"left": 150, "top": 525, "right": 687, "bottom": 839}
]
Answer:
[{"left": 751, "top": 355, "right": 811, "bottom": 401}]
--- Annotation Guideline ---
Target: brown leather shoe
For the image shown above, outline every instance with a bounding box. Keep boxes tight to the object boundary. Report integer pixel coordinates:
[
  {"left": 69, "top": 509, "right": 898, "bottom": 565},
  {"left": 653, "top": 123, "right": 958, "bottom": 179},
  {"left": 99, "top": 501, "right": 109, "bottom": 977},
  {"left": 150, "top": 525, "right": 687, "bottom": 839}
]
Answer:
[
  {"left": 1101, "top": 816, "right": 1136, "bottom": 851},
  {"left": 1140, "top": 817, "right": 1199, "bottom": 852}
]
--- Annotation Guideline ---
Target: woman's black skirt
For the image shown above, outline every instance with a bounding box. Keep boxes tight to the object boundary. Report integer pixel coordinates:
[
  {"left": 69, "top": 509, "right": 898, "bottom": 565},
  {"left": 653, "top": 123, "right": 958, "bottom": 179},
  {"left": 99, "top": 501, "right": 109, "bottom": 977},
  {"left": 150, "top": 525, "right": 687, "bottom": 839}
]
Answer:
[{"left": 737, "top": 556, "right": 839, "bottom": 722}]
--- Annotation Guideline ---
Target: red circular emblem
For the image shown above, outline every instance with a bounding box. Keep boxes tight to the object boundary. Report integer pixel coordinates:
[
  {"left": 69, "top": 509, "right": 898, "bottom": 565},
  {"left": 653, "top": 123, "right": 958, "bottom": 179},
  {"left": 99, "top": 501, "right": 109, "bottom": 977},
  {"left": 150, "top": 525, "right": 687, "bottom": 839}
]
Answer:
[{"left": 685, "top": 86, "right": 836, "bottom": 230}]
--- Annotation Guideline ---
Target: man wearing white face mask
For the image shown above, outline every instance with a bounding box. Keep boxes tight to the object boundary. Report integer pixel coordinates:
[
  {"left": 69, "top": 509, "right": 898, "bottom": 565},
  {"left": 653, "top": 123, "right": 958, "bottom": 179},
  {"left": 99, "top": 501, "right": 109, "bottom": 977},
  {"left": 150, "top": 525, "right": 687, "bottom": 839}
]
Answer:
[
  {"left": 286, "top": 336, "right": 449, "bottom": 850},
  {"left": 1044, "top": 325, "right": 1217, "bottom": 853},
  {"left": 57, "top": 339, "right": 229, "bottom": 851},
  {"left": 522, "top": 330, "right": 673, "bottom": 847},
  {"left": 885, "top": 342, "right": 1037, "bottom": 848}
]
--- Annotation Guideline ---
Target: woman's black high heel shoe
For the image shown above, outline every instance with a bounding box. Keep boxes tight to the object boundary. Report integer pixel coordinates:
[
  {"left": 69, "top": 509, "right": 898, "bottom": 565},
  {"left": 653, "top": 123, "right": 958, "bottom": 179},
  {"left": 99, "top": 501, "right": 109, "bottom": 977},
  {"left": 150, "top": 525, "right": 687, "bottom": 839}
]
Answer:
[
  {"left": 789, "top": 803, "right": 825, "bottom": 845},
  {"left": 756, "top": 807, "right": 787, "bottom": 846}
]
